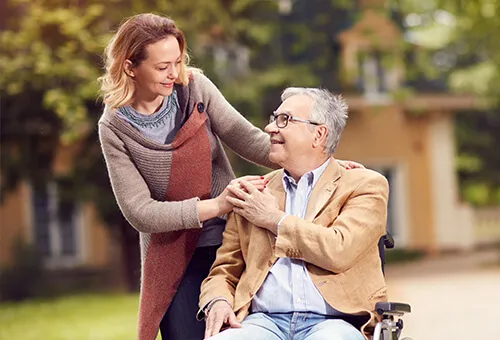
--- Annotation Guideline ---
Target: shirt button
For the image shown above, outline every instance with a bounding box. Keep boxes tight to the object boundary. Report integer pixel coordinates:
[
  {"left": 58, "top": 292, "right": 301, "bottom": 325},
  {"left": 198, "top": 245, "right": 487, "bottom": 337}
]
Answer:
[{"left": 197, "top": 102, "right": 205, "bottom": 113}]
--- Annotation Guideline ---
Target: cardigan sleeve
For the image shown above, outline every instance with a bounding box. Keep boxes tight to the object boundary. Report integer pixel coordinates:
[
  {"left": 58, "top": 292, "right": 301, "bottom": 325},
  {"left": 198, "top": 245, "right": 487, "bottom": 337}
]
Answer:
[
  {"left": 98, "top": 122, "right": 203, "bottom": 233},
  {"left": 193, "top": 72, "right": 278, "bottom": 170}
]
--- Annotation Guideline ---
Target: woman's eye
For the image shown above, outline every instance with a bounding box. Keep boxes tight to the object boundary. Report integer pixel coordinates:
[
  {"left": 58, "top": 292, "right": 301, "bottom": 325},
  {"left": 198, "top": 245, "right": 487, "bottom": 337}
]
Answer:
[{"left": 159, "top": 67, "right": 167, "bottom": 71}]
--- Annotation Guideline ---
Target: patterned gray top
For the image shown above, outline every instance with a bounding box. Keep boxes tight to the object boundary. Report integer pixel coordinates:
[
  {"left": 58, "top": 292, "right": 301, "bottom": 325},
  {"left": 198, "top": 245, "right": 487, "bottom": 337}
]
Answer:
[{"left": 116, "top": 88, "right": 182, "bottom": 144}]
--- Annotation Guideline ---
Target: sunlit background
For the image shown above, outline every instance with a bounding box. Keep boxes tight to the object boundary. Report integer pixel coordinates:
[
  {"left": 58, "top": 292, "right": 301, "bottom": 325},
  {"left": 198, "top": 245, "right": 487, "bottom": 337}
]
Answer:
[{"left": 1, "top": 0, "right": 499, "bottom": 339}]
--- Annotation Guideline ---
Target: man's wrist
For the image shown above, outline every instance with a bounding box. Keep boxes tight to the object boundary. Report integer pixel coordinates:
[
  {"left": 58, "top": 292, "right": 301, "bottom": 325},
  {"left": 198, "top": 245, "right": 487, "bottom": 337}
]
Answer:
[
  {"left": 277, "top": 212, "right": 289, "bottom": 228},
  {"left": 264, "top": 211, "right": 287, "bottom": 235},
  {"left": 204, "top": 297, "right": 231, "bottom": 315}
]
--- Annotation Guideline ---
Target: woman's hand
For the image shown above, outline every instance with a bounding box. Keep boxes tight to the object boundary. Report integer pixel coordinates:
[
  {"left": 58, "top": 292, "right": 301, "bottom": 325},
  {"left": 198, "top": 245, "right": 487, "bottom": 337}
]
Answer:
[
  {"left": 336, "top": 159, "right": 365, "bottom": 170},
  {"left": 215, "top": 175, "right": 268, "bottom": 216}
]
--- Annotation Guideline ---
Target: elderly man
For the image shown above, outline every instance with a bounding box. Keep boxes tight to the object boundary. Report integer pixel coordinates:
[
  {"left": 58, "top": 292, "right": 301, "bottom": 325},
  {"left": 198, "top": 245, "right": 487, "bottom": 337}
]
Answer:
[{"left": 198, "top": 87, "right": 389, "bottom": 340}]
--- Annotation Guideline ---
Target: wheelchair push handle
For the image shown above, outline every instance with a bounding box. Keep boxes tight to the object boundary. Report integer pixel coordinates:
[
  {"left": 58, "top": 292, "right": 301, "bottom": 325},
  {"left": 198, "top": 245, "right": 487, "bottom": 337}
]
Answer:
[{"left": 383, "top": 233, "right": 395, "bottom": 249}]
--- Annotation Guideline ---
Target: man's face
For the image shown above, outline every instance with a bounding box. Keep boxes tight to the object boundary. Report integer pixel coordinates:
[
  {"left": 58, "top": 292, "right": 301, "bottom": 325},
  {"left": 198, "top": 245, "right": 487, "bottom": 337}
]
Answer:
[{"left": 264, "top": 94, "right": 317, "bottom": 170}]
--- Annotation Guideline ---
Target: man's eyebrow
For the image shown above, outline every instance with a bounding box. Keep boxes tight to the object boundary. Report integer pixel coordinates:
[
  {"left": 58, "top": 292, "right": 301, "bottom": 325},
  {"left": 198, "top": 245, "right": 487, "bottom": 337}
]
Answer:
[{"left": 273, "top": 110, "right": 291, "bottom": 115}]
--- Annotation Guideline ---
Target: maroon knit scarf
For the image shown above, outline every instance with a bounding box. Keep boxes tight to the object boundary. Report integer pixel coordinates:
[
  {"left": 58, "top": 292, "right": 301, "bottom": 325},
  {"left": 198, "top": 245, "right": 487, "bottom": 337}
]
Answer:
[{"left": 138, "top": 102, "right": 211, "bottom": 339}]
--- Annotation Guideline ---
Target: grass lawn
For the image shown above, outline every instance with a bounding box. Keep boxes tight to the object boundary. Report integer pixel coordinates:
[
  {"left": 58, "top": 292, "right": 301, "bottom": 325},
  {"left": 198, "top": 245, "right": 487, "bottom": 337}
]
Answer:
[{"left": 0, "top": 293, "right": 147, "bottom": 340}]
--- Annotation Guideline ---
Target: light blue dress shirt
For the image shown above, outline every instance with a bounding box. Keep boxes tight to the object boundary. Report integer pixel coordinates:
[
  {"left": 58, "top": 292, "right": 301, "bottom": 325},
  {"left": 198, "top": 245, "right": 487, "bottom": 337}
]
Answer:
[{"left": 251, "top": 159, "right": 341, "bottom": 315}]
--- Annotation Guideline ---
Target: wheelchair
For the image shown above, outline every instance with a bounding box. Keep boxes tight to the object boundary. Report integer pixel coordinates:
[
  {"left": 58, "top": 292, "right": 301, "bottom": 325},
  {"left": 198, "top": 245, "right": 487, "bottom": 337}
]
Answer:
[{"left": 372, "top": 233, "right": 413, "bottom": 340}]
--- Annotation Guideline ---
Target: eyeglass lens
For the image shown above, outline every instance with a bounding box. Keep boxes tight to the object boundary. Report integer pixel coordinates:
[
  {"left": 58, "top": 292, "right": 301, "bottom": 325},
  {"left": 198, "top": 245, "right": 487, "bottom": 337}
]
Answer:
[{"left": 270, "top": 114, "right": 289, "bottom": 128}]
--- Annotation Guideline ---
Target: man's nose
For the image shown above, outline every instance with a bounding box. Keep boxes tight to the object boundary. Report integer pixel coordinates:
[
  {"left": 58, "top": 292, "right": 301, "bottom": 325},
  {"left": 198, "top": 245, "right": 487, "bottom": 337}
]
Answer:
[{"left": 264, "top": 121, "right": 278, "bottom": 134}]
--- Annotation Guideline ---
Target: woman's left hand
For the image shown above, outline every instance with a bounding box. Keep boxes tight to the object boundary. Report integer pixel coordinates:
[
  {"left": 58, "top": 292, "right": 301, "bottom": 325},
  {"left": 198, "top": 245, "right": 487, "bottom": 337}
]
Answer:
[{"left": 337, "top": 159, "right": 365, "bottom": 170}]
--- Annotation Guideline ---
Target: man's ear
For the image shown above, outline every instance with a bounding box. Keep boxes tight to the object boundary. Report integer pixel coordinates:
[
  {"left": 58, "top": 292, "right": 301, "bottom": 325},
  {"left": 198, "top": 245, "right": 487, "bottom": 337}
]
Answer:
[
  {"left": 124, "top": 59, "right": 135, "bottom": 78},
  {"left": 313, "top": 125, "right": 328, "bottom": 149}
]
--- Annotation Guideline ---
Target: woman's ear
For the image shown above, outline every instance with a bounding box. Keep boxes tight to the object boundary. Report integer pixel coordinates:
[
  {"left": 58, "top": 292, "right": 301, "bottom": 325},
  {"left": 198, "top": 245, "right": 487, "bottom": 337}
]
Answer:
[
  {"left": 124, "top": 60, "right": 135, "bottom": 78},
  {"left": 313, "top": 125, "right": 328, "bottom": 149}
]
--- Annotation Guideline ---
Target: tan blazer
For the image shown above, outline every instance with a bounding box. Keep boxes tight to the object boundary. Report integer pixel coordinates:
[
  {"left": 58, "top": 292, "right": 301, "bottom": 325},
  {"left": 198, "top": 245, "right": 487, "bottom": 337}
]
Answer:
[{"left": 199, "top": 158, "right": 389, "bottom": 338}]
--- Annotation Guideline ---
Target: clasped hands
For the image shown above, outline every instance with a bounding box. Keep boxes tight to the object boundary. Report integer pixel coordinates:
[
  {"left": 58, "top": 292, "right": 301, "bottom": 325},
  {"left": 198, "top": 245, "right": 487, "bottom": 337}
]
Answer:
[{"left": 216, "top": 175, "right": 284, "bottom": 235}]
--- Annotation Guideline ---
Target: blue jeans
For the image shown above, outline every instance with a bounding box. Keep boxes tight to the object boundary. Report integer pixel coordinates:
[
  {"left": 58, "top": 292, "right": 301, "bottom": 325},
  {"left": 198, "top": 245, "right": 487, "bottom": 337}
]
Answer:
[{"left": 209, "top": 312, "right": 365, "bottom": 340}]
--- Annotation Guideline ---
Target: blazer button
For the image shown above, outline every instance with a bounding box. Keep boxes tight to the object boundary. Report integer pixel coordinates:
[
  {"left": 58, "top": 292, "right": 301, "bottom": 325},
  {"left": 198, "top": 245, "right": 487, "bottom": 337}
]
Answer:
[{"left": 197, "top": 102, "right": 205, "bottom": 113}]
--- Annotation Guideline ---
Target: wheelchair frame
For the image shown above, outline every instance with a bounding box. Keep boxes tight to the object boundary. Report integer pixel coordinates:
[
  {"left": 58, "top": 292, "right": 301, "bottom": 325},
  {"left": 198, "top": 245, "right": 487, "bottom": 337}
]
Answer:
[{"left": 372, "top": 234, "right": 412, "bottom": 340}]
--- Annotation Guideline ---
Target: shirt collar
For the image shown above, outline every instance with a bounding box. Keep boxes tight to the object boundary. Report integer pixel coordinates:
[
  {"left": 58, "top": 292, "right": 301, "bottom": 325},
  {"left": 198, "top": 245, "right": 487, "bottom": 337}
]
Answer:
[{"left": 282, "top": 158, "right": 331, "bottom": 189}]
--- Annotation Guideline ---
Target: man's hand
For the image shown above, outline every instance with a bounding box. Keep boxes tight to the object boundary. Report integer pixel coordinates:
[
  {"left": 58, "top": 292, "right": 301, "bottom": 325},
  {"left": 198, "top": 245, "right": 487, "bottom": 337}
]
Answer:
[
  {"left": 204, "top": 300, "right": 241, "bottom": 339},
  {"left": 215, "top": 176, "right": 268, "bottom": 216},
  {"left": 226, "top": 180, "right": 285, "bottom": 234}
]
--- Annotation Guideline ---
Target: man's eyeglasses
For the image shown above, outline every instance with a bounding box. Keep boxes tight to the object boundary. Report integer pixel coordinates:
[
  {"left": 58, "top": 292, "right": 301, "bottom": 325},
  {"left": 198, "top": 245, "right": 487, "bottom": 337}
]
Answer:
[{"left": 269, "top": 112, "right": 322, "bottom": 129}]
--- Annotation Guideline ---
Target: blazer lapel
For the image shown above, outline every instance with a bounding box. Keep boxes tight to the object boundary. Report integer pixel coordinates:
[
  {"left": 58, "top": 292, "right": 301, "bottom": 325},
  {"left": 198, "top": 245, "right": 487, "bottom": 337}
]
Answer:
[
  {"left": 304, "top": 157, "right": 341, "bottom": 221},
  {"left": 266, "top": 170, "right": 286, "bottom": 248}
]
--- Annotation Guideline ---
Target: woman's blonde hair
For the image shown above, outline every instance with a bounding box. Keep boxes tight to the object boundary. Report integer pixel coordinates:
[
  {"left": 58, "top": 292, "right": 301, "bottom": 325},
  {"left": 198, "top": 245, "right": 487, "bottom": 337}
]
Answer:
[{"left": 98, "top": 13, "right": 196, "bottom": 109}]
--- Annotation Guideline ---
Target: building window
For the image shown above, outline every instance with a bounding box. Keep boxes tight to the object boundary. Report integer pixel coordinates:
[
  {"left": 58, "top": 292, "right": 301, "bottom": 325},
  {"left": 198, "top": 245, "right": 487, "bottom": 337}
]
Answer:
[
  {"left": 371, "top": 166, "right": 409, "bottom": 248},
  {"left": 356, "top": 50, "right": 391, "bottom": 101},
  {"left": 30, "top": 181, "right": 81, "bottom": 268}
]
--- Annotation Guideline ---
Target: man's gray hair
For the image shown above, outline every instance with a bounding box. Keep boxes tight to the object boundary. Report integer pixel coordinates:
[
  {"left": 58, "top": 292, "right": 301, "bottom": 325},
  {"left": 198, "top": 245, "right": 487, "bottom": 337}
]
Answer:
[{"left": 281, "top": 87, "right": 348, "bottom": 155}]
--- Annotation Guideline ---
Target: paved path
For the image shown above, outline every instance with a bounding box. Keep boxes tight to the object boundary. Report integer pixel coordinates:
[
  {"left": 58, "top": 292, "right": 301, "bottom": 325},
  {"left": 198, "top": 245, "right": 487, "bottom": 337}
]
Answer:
[{"left": 384, "top": 250, "right": 500, "bottom": 339}]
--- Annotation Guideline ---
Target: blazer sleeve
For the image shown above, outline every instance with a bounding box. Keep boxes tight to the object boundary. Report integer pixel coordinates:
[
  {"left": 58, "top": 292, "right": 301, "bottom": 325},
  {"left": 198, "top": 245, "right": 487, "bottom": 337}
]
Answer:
[
  {"left": 274, "top": 173, "right": 389, "bottom": 273},
  {"left": 194, "top": 72, "right": 278, "bottom": 169},
  {"left": 98, "top": 122, "right": 202, "bottom": 233},
  {"left": 198, "top": 212, "right": 246, "bottom": 317}
]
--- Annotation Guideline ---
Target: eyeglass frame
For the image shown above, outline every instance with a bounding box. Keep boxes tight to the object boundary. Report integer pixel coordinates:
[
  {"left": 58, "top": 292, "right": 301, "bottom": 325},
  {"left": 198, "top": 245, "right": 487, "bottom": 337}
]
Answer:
[{"left": 269, "top": 111, "right": 322, "bottom": 128}]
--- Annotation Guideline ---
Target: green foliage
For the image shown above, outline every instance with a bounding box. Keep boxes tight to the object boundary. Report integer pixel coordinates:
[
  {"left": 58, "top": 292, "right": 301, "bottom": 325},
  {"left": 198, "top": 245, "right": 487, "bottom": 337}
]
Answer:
[
  {"left": 391, "top": 87, "right": 415, "bottom": 103},
  {"left": 0, "top": 293, "right": 139, "bottom": 340},
  {"left": 394, "top": 0, "right": 500, "bottom": 205},
  {"left": 0, "top": 0, "right": 109, "bottom": 142},
  {"left": 455, "top": 109, "right": 500, "bottom": 205}
]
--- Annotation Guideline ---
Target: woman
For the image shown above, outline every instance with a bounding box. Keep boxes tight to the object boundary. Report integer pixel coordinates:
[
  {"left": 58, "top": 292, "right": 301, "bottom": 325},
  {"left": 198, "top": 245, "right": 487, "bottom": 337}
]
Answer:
[{"left": 98, "top": 13, "right": 359, "bottom": 340}]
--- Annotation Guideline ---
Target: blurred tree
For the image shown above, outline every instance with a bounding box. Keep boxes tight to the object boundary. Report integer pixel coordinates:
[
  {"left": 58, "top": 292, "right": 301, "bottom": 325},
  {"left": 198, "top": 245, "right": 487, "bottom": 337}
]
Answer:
[{"left": 394, "top": 0, "right": 500, "bottom": 204}]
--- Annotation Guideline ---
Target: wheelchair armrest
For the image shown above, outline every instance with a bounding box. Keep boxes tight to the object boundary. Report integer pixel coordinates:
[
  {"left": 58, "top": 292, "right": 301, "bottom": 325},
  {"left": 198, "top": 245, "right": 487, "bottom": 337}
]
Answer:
[{"left": 375, "top": 302, "right": 411, "bottom": 316}]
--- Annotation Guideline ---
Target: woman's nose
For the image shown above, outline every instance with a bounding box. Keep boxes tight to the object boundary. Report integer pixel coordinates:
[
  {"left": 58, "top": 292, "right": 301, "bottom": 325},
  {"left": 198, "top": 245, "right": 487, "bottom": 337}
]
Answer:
[{"left": 170, "top": 66, "right": 179, "bottom": 79}]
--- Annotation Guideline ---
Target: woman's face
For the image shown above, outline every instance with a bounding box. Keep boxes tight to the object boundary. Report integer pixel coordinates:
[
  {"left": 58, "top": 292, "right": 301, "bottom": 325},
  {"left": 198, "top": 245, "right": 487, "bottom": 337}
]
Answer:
[{"left": 127, "top": 35, "right": 182, "bottom": 100}]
